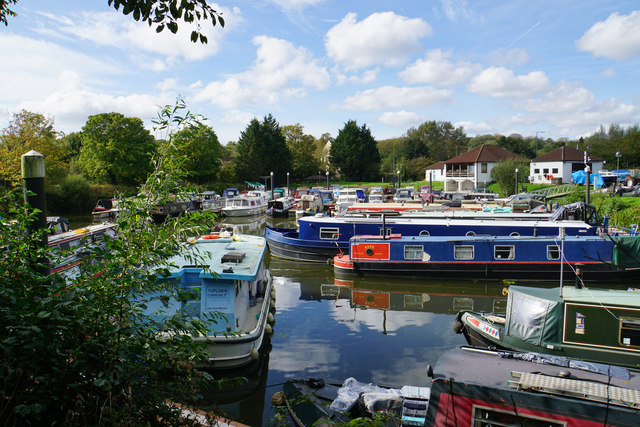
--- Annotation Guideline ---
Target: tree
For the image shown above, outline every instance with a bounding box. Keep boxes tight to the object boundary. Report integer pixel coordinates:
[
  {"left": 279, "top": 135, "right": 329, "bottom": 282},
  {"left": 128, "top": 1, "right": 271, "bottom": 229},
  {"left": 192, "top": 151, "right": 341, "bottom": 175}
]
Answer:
[
  {"left": 0, "top": 110, "right": 67, "bottom": 187},
  {"left": 282, "top": 124, "right": 320, "bottom": 179},
  {"left": 1, "top": 0, "right": 223, "bottom": 43},
  {"left": 0, "top": 100, "right": 221, "bottom": 424},
  {"left": 330, "top": 120, "right": 380, "bottom": 181},
  {"left": 77, "top": 113, "right": 155, "bottom": 186},
  {"left": 234, "top": 114, "right": 292, "bottom": 184},
  {"left": 170, "top": 123, "right": 223, "bottom": 185},
  {"left": 491, "top": 158, "right": 530, "bottom": 197},
  {"left": 407, "top": 121, "right": 467, "bottom": 162}
]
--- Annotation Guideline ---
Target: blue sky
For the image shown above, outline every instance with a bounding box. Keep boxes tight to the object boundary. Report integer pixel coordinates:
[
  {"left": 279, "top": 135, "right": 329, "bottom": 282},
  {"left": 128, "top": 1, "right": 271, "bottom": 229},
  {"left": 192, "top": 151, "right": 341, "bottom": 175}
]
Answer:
[{"left": 2, "top": 0, "right": 640, "bottom": 144}]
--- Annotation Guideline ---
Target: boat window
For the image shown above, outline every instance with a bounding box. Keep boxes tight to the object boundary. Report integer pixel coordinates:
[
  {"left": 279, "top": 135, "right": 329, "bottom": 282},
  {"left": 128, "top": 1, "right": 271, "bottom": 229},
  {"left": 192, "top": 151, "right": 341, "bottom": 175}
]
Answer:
[
  {"left": 379, "top": 228, "right": 392, "bottom": 236},
  {"left": 404, "top": 245, "right": 423, "bottom": 260},
  {"left": 454, "top": 245, "right": 474, "bottom": 260},
  {"left": 473, "top": 406, "right": 563, "bottom": 426},
  {"left": 620, "top": 317, "right": 640, "bottom": 347},
  {"left": 494, "top": 245, "right": 515, "bottom": 260},
  {"left": 419, "top": 230, "right": 430, "bottom": 237},
  {"left": 547, "top": 245, "right": 560, "bottom": 260},
  {"left": 466, "top": 231, "right": 476, "bottom": 237},
  {"left": 509, "top": 232, "right": 519, "bottom": 237},
  {"left": 320, "top": 227, "right": 340, "bottom": 240}
]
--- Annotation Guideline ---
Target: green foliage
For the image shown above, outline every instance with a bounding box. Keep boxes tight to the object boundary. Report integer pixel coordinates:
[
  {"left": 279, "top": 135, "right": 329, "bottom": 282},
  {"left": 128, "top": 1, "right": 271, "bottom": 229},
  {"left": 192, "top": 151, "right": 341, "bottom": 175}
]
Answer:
[
  {"left": 490, "top": 158, "right": 530, "bottom": 197},
  {"left": 497, "top": 134, "right": 534, "bottom": 158},
  {"left": 0, "top": 0, "right": 17, "bottom": 25},
  {"left": 77, "top": 113, "right": 155, "bottom": 186},
  {"left": 0, "top": 100, "right": 222, "bottom": 425},
  {"left": 170, "top": 123, "right": 223, "bottom": 185},
  {"left": 48, "top": 174, "right": 95, "bottom": 214},
  {"left": 330, "top": 120, "right": 380, "bottom": 181},
  {"left": 405, "top": 121, "right": 467, "bottom": 162},
  {"left": 234, "top": 114, "right": 292, "bottom": 184},
  {"left": 0, "top": 110, "right": 67, "bottom": 187},
  {"left": 282, "top": 124, "right": 321, "bottom": 179}
]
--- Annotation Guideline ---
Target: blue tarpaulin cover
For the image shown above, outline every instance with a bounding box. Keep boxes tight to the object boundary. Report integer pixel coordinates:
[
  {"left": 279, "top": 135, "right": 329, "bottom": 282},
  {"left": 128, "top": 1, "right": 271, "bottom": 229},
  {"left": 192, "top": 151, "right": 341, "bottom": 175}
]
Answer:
[{"left": 571, "top": 170, "right": 605, "bottom": 187}]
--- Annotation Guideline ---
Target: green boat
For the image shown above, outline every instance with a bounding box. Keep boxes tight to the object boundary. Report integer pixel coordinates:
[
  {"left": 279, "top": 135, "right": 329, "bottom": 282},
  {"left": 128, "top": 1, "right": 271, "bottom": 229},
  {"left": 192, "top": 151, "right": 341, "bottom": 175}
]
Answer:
[{"left": 455, "top": 285, "right": 640, "bottom": 368}]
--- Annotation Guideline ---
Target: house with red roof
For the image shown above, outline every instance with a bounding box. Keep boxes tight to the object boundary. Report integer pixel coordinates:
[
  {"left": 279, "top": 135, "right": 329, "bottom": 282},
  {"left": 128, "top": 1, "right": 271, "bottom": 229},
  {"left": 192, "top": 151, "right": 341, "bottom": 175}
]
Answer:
[
  {"left": 530, "top": 146, "right": 603, "bottom": 184},
  {"left": 424, "top": 161, "right": 445, "bottom": 182},
  {"left": 442, "top": 144, "right": 525, "bottom": 192}
]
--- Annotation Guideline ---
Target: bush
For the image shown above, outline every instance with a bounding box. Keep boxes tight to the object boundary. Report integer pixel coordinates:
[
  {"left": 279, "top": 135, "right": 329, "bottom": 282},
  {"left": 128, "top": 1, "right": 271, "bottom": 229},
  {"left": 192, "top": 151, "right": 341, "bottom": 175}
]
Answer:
[{"left": 47, "top": 174, "right": 94, "bottom": 214}]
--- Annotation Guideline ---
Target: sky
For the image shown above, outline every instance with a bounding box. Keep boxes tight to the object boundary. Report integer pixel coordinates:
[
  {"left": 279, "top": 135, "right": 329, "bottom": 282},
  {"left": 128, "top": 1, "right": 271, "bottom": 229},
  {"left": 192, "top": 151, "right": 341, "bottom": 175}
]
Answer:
[{"left": 2, "top": 0, "right": 640, "bottom": 145}]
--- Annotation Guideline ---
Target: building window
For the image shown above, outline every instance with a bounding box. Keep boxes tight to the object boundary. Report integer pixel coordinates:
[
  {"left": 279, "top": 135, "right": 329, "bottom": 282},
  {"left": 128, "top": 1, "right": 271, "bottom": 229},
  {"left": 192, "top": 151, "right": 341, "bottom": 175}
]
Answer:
[
  {"left": 454, "top": 245, "right": 474, "bottom": 260},
  {"left": 494, "top": 245, "right": 515, "bottom": 260},
  {"left": 552, "top": 168, "right": 559, "bottom": 174},
  {"left": 543, "top": 168, "right": 549, "bottom": 174},
  {"left": 534, "top": 168, "right": 540, "bottom": 174},
  {"left": 404, "top": 245, "right": 423, "bottom": 260},
  {"left": 319, "top": 227, "right": 340, "bottom": 240},
  {"left": 481, "top": 163, "right": 487, "bottom": 173}
]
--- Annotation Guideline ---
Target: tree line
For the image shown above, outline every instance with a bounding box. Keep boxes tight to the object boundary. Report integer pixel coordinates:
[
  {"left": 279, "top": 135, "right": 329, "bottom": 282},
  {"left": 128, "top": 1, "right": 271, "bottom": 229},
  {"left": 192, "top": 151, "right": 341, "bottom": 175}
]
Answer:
[{"left": 2, "top": 105, "right": 640, "bottom": 212}]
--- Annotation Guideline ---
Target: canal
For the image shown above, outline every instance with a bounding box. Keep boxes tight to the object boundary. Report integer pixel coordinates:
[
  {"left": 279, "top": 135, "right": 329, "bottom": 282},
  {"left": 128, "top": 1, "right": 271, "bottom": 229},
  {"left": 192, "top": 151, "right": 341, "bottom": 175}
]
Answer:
[{"left": 72, "top": 214, "right": 509, "bottom": 426}]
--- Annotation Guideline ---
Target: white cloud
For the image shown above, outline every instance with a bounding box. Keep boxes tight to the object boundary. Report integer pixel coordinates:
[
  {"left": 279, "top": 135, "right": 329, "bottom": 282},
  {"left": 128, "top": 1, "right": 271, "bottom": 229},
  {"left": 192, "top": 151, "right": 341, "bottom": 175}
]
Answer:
[
  {"left": 439, "top": 0, "right": 478, "bottom": 23},
  {"left": 334, "top": 86, "right": 453, "bottom": 110},
  {"left": 467, "top": 67, "right": 550, "bottom": 99},
  {"left": 547, "top": 99, "right": 636, "bottom": 133},
  {"left": 577, "top": 10, "right": 640, "bottom": 60},
  {"left": 193, "top": 36, "right": 330, "bottom": 109},
  {"left": 378, "top": 110, "right": 420, "bottom": 127},
  {"left": 325, "top": 12, "right": 432, "bottom": 71},
  {"left": 269, "top": 0, "right": 325, "bottom": 10},
  {"left": 602, "top": 68, "right": 617, "bottom": 78},
  {"left": 399, "top": 49, "right": 479, "bottom": 86},
  {"left": 517, "top": 81, "right": 594, "bottom": 113},
  {"left": 35, "top": 8, "right": 242, "bottom": 62},
  {"left": 454, "top": 120, "right": 494, "bottom": 136}
]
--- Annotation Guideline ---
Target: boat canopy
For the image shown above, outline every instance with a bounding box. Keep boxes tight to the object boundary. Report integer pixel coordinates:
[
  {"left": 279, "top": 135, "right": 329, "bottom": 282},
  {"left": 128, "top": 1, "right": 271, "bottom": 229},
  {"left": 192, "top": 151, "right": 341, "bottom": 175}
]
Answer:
[
  {"left": 611, "top": 235, "right": 640, "bottom": 267},
  {"left": 505, "top": 286, "right": 562, "bottom": 348}
]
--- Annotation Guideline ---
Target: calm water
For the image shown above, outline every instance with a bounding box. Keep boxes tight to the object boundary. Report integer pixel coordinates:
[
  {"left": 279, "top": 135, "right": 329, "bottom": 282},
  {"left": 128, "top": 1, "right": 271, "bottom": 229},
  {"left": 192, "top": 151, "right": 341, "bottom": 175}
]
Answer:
[{"left": 77, "top": 213, "right": 509, "bottom": 426}]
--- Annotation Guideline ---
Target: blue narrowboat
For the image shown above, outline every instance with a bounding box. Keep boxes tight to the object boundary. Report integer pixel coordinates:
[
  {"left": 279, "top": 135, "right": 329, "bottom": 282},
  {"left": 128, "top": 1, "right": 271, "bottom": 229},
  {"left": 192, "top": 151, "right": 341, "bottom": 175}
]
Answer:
[
  {"left": 333, "top": 233, "right": 640, "bottom": 283},
  {"left": 265, "top": 202, "right": 604, "bottom": 263}
]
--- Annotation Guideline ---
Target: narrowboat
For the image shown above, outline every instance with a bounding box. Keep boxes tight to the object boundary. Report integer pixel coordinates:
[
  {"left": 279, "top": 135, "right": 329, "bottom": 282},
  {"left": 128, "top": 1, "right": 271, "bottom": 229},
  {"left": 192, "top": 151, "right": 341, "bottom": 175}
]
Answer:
[
  {"left": 91, "top": 198, "right": 121, "bottom": 219},
  {"left": 267, "top": 196, "right": 295, "bottom": 217},
  {"left": 455, "top": 285, "right": 640, "bottom": 368},
  {"left": 281, "top": 346, "right": 640, "bottom": 426},
  {"left": 333, "top": 233, "right": 640, "bottom": 283},
  {"left": 265, "top": 202, "right": 602, "bottom": 263},
  {"left": 136, "top": 232, "right": 275, "bottom": 369}
]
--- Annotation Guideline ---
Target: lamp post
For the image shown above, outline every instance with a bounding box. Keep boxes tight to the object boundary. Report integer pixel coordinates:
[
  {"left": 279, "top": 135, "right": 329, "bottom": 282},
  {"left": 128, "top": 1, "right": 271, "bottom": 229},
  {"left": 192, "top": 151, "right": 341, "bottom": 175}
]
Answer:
[
  {"left": 326, "top": 170, "right": 329, "bottom": 189},
  {"left": 585, "top": 165, "right": 590, "bottom": 204},
  {"left": 286, "top": 172, "right": 290, "bottom": 197},
  {"left": 397, "top": 170, "right": 401, "bottom": 189},
  {"left": 515, "top": 168, "right": 519, "bottom": 195},
  {"left": 270, "top": 171, "right": 274, "bottom": 200},
  {"left": 535, "top": 130, "right": 545, "bottom": 157}
]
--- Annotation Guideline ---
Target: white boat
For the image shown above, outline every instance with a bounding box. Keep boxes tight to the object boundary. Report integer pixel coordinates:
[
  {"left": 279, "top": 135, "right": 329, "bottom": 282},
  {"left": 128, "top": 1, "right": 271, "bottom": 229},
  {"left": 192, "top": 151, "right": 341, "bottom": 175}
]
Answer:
[
  {"left": 335, "top": 188, "right": 366, "bottom": 215},
  {"left": 392, "top": 187, "right": 417, "bottom": 203},
  {"left": 222, "top": 191, "right": 268, "bottom": 217},
  {"left": 91, "top": 198, "right": 121, "bottom": 219},
  {"left": 200, "top": 191, "right": 224, "bottom": 213},
  {"left": 295, "top": 193, "right": 324, "bottom": 218},
  {"left": 139, "top": 232, "right": 275, "bottom": 368},
  {"left": 49, "top": 221, "right": 117, "bottom": 275},
  {"left": 268, "top": 196, "right": 295, "bottom": 217}
]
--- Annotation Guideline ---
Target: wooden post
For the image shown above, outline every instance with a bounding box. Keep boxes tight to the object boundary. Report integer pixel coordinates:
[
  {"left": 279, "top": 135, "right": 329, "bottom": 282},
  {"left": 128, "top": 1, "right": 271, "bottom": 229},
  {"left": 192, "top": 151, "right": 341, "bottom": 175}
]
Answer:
[{"left": 22, "top": 150, "right": 48, "bottom": 274}]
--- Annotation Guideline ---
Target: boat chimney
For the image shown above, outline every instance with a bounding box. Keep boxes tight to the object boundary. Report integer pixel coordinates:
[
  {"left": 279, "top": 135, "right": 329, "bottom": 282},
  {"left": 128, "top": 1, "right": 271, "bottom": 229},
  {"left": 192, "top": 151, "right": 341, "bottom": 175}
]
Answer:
[
  {"left": 575, "top": 268, "right": 583, "bottom": 289},
  {"left": 382, "top": 213, "right": 386, "bottom": 239}
]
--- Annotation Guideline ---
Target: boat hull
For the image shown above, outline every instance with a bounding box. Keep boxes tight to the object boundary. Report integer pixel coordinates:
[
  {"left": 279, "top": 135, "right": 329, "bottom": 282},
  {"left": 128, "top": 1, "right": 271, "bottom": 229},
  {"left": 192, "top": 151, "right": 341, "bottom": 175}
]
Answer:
[{"left": 265, "top": 227, "right": 344, "bottom": 262}]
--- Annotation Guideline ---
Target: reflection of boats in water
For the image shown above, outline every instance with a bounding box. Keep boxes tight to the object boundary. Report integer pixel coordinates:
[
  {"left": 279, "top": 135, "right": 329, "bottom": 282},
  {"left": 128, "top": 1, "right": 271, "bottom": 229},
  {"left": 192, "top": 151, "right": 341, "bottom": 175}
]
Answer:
[
  {"left": 197, "top": 343, "right": 272, "bottom": 427},
  {"left": 219, "top": 214, "right": 269, "bottom": 235},
  {"left": 333, "top": 276, "right": 509, "bottom": 315}
]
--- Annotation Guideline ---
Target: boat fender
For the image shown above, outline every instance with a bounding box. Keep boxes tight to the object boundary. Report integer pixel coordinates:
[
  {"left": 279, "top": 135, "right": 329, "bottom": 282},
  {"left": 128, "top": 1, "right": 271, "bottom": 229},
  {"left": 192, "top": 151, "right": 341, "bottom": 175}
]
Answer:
[
  {"left": 251, "top": 348, "right": 259, "bottom": 361},
  {"left": 267, "top": 313, "right": 275, "bottom": 325},
  {"left": 271, "top": 391, "right": 285, "bottom": 407},
  {"left": 265, "top": 324, "right": 273, "bottom": 335},
  {"left": 270, "top": 299, "right": 276, "bottom": 310},
  {"left": 270, "top": 287, "right": 276, "bottom": 301},
  {"left": 452, "top": 312, "right": 465, "bottom": 334}
]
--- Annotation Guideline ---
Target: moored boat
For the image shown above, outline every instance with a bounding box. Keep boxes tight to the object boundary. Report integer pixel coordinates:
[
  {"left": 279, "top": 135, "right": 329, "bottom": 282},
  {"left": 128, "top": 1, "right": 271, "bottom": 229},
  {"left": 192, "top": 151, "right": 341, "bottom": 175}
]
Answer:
[
  {"left": 200, "top": 191, "right": 224, "bottom": 213},
  {"left": 281, "top": 346, "right": 640, "bottom": 426},
  {"left": 91, "top": 198, "right": 121, "bottom": 219},
  {"left": 137, "top": 232, "right": 275, "bottom": 369},
  {"left": 222, "top": 191, "right": 268, "bottom": 217},
  {"left": 455, "top": 285, "right": 640, "bottom": 368},
  {"left": 265, "top": 202, "right": 603, "bottom": 263},
  {"left": 333, "top": 233, "right": 640, "bottom": 283},
  {"left": 295, "top": 193, "right": 324, "bottom": 218},
  {"left": 48, "top": 221, "right": 117, "bottom": 275},
  {"left": 267, "top": 196, "right": 295, "bottom": 217}
]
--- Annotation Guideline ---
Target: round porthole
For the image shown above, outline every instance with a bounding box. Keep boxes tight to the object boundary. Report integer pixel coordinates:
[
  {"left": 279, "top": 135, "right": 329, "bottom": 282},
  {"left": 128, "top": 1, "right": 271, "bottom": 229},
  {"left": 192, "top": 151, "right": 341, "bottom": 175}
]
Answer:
[
  {"left": 365, "top": 248, "right": 374, "bottom": 256},
  {"left": 419, "top": 230, "right": 430, "bottom": 237},
  {"left": 510, "top": 232, "right": 520, "bottom": 237},
  {"left": 466, "top": 231, "right": 476, "bottom": 237}
]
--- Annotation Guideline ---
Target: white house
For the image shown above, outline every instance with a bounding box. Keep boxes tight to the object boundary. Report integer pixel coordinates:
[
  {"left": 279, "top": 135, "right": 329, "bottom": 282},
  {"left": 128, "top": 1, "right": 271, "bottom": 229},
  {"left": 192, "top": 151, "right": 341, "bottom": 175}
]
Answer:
[
  {"left": 424, "top": 161, "right": 445, "bottom": 182},
  {"left": 442, "top": 144, "right": 525, "bottom": 192},
  {"left": 530, "top": 146, "right": 604, "bottom": 184}
]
